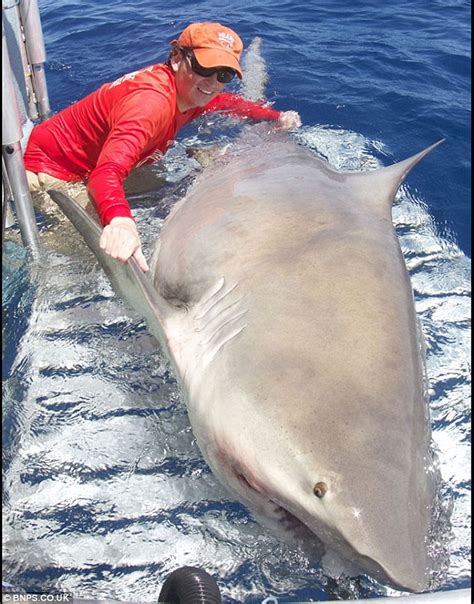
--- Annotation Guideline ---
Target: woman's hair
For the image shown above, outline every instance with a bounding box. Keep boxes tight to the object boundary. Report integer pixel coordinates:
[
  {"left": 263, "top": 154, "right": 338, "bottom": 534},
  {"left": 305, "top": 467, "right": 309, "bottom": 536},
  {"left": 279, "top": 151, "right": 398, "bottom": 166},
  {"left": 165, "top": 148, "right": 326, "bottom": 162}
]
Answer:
[{"left": 166, "top": 45, "right": 185, "bottom": 67}]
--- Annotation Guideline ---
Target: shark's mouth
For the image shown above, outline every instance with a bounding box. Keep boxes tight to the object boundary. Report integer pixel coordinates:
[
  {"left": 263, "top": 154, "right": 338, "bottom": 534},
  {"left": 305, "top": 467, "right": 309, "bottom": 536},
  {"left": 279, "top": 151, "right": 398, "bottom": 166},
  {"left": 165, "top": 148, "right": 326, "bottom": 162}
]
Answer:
[
  {"left": 233, "top": 468, "right": 322, "bottom": 547},
  {"left": 269, "top": 500, "right": 318, "bottom": 539}
]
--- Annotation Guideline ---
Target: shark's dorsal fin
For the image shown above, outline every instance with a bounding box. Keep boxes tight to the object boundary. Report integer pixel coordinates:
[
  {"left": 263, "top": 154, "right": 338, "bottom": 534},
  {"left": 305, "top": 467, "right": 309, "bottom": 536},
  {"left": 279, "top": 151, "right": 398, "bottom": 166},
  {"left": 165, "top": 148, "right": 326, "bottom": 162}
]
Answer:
[
  {"left": 346, "top": 139, "right": 445, "bottom": 210},
  {"left": 48, "top": 189, "right": 174, "bottom": 351}
]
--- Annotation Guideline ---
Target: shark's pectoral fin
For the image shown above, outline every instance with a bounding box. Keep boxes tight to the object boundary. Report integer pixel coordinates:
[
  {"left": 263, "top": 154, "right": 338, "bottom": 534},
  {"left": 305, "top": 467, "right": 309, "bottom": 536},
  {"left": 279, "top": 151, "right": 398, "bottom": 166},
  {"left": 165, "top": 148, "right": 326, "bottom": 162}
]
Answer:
[{"left": 48, "top": 189, "right": 174, "bottom": 351}]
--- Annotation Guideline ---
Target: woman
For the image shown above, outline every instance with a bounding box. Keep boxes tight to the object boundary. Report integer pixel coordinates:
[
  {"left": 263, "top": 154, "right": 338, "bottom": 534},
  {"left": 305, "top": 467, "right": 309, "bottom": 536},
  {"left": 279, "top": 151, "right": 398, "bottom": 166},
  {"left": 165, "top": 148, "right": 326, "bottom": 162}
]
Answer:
[{"left": 24, "top": 22, "right": 301, "bottom": 270}]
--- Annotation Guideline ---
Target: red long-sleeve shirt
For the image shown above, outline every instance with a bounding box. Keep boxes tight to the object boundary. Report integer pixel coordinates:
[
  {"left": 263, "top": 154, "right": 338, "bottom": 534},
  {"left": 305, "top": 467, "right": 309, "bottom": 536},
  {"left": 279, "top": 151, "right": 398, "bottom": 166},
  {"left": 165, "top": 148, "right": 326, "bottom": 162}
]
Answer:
[{"left": 24, "top": 63, "right": 281, "bottom": 224}]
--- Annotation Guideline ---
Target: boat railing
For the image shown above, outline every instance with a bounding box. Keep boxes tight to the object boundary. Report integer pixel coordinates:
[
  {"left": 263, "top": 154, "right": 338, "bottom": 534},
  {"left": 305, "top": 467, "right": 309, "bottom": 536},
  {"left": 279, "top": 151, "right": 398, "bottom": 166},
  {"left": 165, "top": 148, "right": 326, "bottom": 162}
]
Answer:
[{"left": 2, "top": 0, "right": 51, "bottom": 252}]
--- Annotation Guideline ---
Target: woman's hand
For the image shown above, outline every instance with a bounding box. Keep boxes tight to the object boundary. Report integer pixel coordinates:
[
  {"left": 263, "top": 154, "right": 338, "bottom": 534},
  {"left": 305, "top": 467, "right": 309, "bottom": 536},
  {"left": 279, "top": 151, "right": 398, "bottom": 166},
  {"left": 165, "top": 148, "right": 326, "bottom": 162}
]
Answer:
[{"left": 99, "top": 216, "right": 149, "bottom": 272}]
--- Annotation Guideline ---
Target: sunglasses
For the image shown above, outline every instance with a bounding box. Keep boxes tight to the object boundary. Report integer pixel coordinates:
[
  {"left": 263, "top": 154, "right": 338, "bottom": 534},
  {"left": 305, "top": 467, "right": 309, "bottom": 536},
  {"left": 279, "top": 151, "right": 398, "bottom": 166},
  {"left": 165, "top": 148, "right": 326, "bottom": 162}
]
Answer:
[{"left": 180, "top": 49, "right": 237, "bottom": 84}]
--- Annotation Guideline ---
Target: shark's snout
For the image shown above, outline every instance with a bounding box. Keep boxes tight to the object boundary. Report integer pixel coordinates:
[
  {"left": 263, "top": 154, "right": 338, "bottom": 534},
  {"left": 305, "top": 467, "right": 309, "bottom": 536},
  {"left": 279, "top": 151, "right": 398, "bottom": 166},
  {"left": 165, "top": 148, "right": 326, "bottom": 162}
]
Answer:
[{"left": 225, "top": 450, "right": 432, "bottom": 594}]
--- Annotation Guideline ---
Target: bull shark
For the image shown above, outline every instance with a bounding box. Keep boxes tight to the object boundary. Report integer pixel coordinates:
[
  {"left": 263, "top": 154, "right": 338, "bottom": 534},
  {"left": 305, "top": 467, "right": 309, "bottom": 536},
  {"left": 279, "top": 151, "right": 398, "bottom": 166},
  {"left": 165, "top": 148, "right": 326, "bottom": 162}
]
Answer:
[{"left": 48, "top": 129, "right": 443, "bottom": 593}]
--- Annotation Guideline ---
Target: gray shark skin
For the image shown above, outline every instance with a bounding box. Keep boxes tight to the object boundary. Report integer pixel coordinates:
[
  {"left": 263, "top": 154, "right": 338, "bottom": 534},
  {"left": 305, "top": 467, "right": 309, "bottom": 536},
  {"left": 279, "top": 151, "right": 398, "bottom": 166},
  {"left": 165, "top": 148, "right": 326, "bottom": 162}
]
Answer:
[{"left": 48, "top": 131, "right": 443, "bottom": 593}]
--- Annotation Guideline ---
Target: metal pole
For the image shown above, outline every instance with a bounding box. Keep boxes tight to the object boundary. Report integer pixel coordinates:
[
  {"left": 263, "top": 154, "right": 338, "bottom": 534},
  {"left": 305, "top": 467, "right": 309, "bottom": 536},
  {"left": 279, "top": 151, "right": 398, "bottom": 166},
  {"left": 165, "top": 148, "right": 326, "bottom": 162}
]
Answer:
[
  {"left": 3, "top": 0, "right": 38, "bottom": 120},
  {"left": 2, "top": 161, "right": 16, "bottom": 246},
  {"left": 2, "top": 157, "right": 15, "bottom": 225},
  {"left": 3, "top": 142, "right": 39, "bottom": 252},
  {"left": 2, "top": 15, "right": 39, "bottom": 251},
  {"left": 18, "top": 0, "right": 50, "bottom": 120}
]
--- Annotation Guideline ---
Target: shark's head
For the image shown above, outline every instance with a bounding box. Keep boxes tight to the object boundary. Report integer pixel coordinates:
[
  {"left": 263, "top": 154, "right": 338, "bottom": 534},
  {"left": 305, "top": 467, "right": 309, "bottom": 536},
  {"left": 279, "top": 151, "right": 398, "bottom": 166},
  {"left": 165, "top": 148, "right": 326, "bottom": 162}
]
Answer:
[
  {"left": 204, "top": 403, "right": 436, "bottom": 593},
  {"left": 195, "top": 343, "right": 438, "bottom": 595}
]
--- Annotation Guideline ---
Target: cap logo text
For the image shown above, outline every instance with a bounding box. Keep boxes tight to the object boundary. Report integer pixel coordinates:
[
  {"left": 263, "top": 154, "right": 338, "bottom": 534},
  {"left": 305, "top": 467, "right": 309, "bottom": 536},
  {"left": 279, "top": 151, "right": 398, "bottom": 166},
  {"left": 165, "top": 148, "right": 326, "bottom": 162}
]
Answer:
[{"left": 218, "top": 32, "right": 234, "bottom": 49}]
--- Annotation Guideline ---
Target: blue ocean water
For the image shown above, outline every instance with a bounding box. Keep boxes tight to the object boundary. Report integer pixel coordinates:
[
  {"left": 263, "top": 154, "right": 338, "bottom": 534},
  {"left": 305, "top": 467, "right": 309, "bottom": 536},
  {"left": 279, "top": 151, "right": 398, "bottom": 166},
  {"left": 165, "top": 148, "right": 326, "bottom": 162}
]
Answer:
[
  {"left": 41, "top": 0, "right": 471, "bottom": 256},
  {"left": 2, "top": 0, "right": 471, "bottom": 602}
]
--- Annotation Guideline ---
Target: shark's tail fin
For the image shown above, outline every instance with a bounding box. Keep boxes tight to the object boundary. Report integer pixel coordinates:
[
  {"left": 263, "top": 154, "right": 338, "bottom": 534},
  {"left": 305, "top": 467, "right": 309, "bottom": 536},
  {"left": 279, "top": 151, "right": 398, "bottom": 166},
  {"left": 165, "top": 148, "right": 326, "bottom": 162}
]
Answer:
[{"left": 48, "top": 189, "right": 174, "bottom": 351}]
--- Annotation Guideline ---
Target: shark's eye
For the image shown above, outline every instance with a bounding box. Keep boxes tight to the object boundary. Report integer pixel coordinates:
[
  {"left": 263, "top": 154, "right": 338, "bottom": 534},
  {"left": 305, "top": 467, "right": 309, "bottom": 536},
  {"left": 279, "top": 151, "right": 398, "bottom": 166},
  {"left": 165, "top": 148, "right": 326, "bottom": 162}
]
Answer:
[{"left": 313, "top": 481, "right": 328, "bottom": 498}]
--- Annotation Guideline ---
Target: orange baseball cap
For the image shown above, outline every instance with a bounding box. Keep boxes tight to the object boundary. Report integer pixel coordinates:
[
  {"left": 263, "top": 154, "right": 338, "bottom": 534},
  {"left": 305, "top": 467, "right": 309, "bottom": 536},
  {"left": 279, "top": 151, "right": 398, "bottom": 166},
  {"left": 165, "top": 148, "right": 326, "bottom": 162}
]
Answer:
[{"left": 172, "top": 22, "right": 243, "bottom": 79}]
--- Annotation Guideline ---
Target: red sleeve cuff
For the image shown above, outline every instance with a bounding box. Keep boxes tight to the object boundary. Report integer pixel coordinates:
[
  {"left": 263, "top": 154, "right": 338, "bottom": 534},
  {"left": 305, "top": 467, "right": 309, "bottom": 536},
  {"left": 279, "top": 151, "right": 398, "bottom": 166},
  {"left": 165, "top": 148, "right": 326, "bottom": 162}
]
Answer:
[{"left": 102, "top": 204, "right": 134, "bottom": 225}]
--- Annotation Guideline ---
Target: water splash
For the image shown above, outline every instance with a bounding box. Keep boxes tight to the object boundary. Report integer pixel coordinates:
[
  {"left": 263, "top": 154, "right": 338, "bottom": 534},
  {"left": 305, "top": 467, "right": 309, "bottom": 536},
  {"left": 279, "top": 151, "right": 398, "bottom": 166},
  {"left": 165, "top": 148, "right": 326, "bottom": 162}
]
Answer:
[{"left": 239, "top": 37, "right": 269, "bottom": 102}]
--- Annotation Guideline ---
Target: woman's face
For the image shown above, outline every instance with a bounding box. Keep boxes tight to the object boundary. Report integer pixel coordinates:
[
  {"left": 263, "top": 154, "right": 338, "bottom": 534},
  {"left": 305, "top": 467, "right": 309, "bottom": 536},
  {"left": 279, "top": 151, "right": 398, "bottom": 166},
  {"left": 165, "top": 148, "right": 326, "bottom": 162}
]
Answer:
[{"left": 172, "top": 50, "right": 226, "bottom": 112}]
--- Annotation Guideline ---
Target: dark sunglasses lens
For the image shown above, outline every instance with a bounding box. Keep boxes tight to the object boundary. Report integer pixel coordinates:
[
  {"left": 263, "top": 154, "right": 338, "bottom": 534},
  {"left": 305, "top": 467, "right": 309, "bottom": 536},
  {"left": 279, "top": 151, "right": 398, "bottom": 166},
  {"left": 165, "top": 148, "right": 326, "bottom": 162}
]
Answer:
[
  {"left": 186, "top": 52, "right": 236, "bottom": 83},
  {"left": 216, "top": 70, "right": 236, "bottom": 84},
  {"left": 189, "top": 55, "right": 214, "bottom": 77}
]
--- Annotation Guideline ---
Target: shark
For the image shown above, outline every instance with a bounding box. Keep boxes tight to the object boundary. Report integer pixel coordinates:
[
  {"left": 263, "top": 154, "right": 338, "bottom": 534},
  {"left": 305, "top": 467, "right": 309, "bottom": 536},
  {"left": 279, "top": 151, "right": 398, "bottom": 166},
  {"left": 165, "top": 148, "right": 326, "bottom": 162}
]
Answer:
[{"left": 48, "top": 129, "right": 443, "bottom": 593}]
